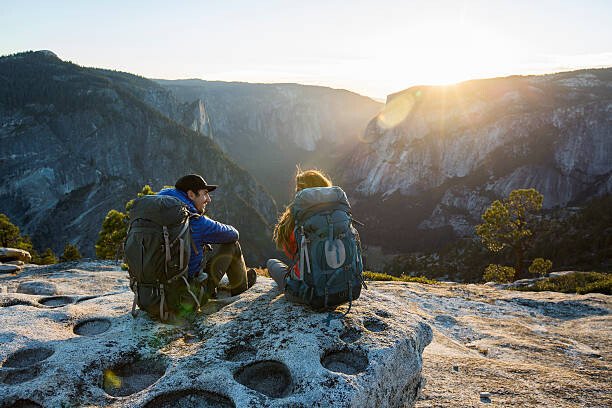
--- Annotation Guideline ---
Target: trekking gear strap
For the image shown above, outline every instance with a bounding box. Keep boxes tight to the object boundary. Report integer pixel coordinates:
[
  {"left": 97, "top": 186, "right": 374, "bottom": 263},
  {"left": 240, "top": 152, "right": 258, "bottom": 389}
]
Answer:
[
  {"left": 170, "top": 218, "right": 190, "bottom": 246},
  {"left": 179, "top": 238, "right": 185, "bottom": 270},
  {"left": 159, "top": 284, "right": 168, "bottom": 321},
  {"left": 163, "top": 226, "right": 171, "bottom": 278},
  {"left": 360, "top": 273, "right": 369, "bottom": 290},
  {"left": 299, "top": 226, "right": 311, "bottom": 280},
  {"left": 344, "top": 280, "right": 353, "bottom": 316},
  {"left": 181, "top": 276, "right": 201, "bottom": 311},
  {"left": 131, "top": 281, "right": 139, "bottom": 318}
]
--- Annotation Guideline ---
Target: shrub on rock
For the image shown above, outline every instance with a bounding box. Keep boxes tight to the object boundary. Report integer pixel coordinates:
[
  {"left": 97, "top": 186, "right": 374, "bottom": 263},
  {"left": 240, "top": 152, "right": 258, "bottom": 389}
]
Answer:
[
  {"left": 483, "top": 264, "right": 516, "bottom": 283},
  {"left": 60, "top": 243, "right": 82, "bottom": 262},
  {"left": 38, "top": 248, "right": 58, "bottom": 265},
  {"left": 529, "top": 258, "right": 553, "bottom": 276}
]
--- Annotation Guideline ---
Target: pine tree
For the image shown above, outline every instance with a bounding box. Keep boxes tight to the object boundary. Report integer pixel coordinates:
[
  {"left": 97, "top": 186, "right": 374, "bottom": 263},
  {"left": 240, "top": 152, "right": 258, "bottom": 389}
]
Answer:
[
  {"left": 0, "top": 213, "right": 22, "bottom": 247},
  {"left": 476, "top": 188, "right": 544, "bottom": 279},
  {"left": 39, "top": 248, "right": 58, "bottom": 265},
  {"left": 95, "top": 210, "right": 128, "bottom": 259},
  {"left": 95, "top": 185, "right": 156, "bottom": 259},
  {"left": 60, "top": 243, "right": 82, "bottom": 262}
]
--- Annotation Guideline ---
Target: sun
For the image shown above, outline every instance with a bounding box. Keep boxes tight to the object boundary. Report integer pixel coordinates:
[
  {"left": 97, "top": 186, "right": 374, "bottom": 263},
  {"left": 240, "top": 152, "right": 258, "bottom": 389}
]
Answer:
[{"left": 381, "top": 20, "right": 519, "bottom": 91}]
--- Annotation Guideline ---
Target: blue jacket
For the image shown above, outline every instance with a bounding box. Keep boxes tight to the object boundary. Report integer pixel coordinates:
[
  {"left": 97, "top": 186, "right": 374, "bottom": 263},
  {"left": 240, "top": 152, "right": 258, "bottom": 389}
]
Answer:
[{"left": 157, "top": 188, "right": 239, "bottom": 277}]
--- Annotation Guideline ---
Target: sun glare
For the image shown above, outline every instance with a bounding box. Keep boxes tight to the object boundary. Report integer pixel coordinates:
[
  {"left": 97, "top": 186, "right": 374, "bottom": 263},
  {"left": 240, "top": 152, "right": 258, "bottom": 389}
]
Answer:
[{"left": 383, "top": 20, "right": 518, "bottom": 91}]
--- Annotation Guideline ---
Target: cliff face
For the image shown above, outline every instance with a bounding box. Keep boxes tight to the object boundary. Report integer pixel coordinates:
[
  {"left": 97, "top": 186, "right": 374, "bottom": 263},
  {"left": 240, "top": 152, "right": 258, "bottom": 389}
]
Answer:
[
  {"left": 0, "top": 51, "right": 277, "bottom": 262},
  {"left": 156, "top": 79, "right": 382, "bottom": 203},
  {"left": 341, "top": 69, "right": 612, "bottom": 251}
]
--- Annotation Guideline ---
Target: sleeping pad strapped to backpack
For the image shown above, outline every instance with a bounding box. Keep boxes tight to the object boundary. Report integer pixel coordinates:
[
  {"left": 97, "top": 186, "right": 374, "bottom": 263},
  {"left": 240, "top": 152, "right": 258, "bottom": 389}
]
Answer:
[
  {"left": 285, "top": 186, "right": 365, "bottom": 311},
  {"left": 124, "top": 195, "right": 202, "bottom": 321}
]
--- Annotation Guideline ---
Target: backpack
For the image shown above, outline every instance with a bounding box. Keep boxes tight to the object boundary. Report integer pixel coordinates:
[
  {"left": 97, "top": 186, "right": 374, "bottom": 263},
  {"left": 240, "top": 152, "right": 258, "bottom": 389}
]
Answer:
[
  {"left": 124, "top": 195, "right": 203, "bottom": 321},
  {"left": 284, "top": 186, "right": 365, "bottom": 311}
]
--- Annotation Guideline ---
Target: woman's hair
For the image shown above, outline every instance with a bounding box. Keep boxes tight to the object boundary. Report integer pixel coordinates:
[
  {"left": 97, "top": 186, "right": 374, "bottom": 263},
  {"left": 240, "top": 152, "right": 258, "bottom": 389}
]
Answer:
[{"left": 273, "top": 168, "right": 332, "bottom": 251}]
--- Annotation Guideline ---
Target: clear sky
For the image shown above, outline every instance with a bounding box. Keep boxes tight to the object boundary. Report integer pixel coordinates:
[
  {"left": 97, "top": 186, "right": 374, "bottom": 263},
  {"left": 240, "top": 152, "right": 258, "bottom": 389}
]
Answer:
[{"left": 2, "top": 0, "right": 611, "bottom": 99}]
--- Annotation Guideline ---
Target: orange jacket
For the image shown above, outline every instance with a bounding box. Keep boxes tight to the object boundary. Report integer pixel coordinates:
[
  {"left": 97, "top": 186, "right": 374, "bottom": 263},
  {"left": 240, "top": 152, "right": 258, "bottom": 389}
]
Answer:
[{"left": 283, "top": 230, "right": 300, "bottom": 279}]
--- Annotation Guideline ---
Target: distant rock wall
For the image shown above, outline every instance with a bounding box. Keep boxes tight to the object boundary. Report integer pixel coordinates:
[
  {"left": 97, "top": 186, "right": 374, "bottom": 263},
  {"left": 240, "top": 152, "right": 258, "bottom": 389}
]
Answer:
[
  {"left": 341, "top": 69, "right": 612, "bottom": 249},
  {"left": 157, "top": 80, "right": 382, "bottom": 203},
  {"left": 0, "top": 52, "right": 277, "bottom": 263}
]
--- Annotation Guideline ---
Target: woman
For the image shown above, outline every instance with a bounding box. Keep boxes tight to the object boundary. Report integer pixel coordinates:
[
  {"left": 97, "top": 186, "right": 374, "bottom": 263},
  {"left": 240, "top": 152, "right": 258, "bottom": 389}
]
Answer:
[{"left": 267, "top": 169, "right": 333, "bottom": 290}]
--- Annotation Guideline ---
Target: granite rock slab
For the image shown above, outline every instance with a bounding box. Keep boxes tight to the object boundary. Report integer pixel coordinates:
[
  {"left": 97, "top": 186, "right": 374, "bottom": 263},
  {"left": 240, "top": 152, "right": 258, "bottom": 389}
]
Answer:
[{"left": 0, "top": 261, "right": 432, "bottom": 407}]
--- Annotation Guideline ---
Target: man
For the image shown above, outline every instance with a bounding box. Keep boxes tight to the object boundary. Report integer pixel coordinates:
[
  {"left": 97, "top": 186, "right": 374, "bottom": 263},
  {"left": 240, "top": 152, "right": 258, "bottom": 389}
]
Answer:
[{"left": 158, "top": 174, "right": 256, "bottom": 298}]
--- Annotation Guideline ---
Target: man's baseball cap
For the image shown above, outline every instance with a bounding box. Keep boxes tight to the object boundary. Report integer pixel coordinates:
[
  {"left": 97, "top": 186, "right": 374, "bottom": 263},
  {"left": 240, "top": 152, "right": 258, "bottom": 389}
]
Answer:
[{"left": 175, "top": 174, "right": 217, "bottom": 193}]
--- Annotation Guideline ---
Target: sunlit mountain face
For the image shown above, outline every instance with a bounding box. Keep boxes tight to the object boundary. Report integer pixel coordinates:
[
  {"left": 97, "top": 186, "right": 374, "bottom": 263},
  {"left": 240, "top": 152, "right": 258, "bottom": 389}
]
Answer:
[{"left": 338, "top": 68, "right": 612, "bottom": 255}]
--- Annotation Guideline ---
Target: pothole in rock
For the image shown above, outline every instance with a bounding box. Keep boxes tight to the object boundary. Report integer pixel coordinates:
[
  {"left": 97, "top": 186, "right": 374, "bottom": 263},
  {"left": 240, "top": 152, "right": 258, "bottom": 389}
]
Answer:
[
  {"left": 38, "top": 296, "right": 73, "bottom": 307},
  {"left": 3, "top": 347, "right": 54, "bottom": 368},
  {"left": 75, "top": 295, "right": 99, "bottom": 303},
  {"left": 4, "top": 400, "right": 43, "bottom": 408},
  {"left": 363, "top": 317, "right": 388, "bottom": 333},
  {"left": 224, "top": 343, "right": 256, "bottom": 362},
  {"left": 434, "top": 314, "right": 458, "bottom": 327},
  {"left": 0, "top": 299, "right": 32, "bottom": 307},
  {"left": 183, "top": 333, "right": 200, "bottom": 344},
  {"left": 74, "top": 318, "right": 112, "bottom": 336},
  {"left": 1, "top": 366, "right": 41, "bottom": 384},
  {"left": 340, "top": 327, "right": 362, "bottom": 343},
  {"left": 233, "top": 360, "right": 292, "bottom": 398},
  {"left": 102, "top": 358, "right": 166, "bottom": 397},
  {"left": 321, "top": 349, "right": 369, "bottom": 375},
  {"left": 143, "top": 389, "right": 235, "bottom": 408}
]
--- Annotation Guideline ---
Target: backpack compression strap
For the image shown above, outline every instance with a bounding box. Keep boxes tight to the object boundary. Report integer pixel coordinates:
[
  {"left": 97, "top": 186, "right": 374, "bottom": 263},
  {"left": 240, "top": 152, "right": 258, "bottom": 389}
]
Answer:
[{"left": 299, "top": 226, "right": 311, "bottom": 281}]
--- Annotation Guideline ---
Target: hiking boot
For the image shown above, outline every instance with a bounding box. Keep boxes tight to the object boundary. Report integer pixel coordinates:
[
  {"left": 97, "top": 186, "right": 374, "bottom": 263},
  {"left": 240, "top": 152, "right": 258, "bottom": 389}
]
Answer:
[{"left": 247, "top": 268, "right": 257, "bottom": 289}]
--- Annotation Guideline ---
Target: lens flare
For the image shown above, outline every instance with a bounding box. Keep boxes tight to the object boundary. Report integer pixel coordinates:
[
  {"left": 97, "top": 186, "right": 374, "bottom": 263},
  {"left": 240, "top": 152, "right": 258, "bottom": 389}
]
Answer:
[{"left": 376, "top": 92, "right": 417, "bottom": 130}]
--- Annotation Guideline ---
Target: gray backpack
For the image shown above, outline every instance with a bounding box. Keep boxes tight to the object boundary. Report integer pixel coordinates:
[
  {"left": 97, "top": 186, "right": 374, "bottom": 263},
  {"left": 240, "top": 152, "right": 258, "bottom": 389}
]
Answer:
[
  {"left": 285, "top": 186, "right": 365, "bottom": 311},
  {"left": 124, "top": 195, "right": 202, "bottom": 321}
]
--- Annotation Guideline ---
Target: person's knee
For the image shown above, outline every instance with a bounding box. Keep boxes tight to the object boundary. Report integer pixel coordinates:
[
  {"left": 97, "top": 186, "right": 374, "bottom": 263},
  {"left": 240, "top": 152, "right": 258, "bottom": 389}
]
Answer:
[
  {"left": 217, "top": 241, "right": 241, "bottom": 255},
  {"left": 266, "top": 259, "right": 278, "bottom": 270}
]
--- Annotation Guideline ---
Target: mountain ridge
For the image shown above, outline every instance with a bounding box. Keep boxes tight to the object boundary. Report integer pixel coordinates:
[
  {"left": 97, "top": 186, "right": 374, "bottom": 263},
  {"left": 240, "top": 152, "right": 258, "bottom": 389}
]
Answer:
[
  {"left": 0, "top": 51, "right": 277, "bottom": 263},
  {"left": 341, "top": 68, "right": 612, "bottom": 254}
]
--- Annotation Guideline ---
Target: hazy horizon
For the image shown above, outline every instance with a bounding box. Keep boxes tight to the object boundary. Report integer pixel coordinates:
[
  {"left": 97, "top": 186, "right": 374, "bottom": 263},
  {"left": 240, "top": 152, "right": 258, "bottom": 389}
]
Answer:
[{"left": 2, "top": 0, "right": 611, "bottom": 99}]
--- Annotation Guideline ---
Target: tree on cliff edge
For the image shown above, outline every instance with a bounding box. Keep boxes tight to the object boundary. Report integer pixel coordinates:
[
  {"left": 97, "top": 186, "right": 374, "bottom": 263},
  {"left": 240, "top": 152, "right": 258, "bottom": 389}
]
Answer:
[
  {"left": 0, "top": 213, "right": 23, "bottom": 247},
  {"left": 476, "top": 188, "right": 544, "bottom": 279},
  {"left": 95, "top": 185, "right": 155, "bottom": 259}
]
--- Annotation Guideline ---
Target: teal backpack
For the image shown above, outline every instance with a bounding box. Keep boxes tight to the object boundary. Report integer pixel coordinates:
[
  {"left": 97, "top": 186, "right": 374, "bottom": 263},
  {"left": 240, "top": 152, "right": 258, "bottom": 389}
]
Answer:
[{"left": 285, "top": 186, "right": 366, "bottom": 311}]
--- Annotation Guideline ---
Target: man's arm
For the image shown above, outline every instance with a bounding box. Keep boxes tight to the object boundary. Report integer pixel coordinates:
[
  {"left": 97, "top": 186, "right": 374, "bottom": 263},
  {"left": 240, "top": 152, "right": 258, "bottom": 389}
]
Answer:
[{"left": 191, "top": 215, "right": 239, "bottom": 244}]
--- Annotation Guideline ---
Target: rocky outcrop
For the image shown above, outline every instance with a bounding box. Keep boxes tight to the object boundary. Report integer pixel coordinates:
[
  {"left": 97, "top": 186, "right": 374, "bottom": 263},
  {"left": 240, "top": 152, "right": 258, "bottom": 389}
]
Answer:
[
  {"left": 0, "top": 51, "right": 277, "bottom": 263},
  {"left": 181, "top": 99, "right": 213, "bottom": 138},
  {"left": 0, "top": 261, "right": 432, "bottom": 407},
  {"left": 373, "top": 281, "right": 611, "bottom": 407},
  {"left": 0, "top": 248, "right": 31, "bottom": 274},
  {"left": 157, "top": 79, "right": 382, "bottom": 203},
  {"left": 0, "top": 248, "right": 31, "bottom": 264},
  {"left": 342, "top": 69, "right": 612, "bottom": 251}
]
